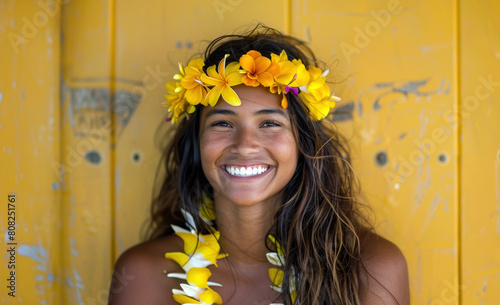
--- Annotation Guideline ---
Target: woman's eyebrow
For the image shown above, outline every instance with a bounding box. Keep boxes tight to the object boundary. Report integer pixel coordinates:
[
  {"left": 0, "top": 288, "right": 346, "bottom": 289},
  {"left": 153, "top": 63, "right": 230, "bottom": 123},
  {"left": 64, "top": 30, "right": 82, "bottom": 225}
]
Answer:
[
  {"left": 205, "top": 108, "right": 237, "bottom": 118},
  {"left": 254, "top": 109, "right": 288, "bottom": 118}
]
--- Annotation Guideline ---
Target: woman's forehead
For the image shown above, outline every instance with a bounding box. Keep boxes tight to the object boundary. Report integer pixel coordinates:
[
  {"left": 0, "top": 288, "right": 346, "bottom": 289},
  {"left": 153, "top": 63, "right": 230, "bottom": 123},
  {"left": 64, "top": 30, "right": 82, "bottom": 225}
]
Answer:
[{"left": 215, "top": 85, "right": 283, "bottom": 110}]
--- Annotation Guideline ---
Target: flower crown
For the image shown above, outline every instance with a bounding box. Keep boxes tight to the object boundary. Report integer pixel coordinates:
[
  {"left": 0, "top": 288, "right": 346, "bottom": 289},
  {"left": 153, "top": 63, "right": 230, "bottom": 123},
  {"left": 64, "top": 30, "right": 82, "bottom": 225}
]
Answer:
[{"left": 163, "top": 50, "right": 340, "bottom": 123}]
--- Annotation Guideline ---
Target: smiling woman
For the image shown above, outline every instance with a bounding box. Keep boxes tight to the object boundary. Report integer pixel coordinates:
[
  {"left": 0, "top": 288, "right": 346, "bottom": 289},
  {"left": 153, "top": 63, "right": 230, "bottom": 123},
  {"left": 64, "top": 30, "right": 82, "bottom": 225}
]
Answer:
[{"left": 108, "top": 25, "right": 410, "bottom": 305}]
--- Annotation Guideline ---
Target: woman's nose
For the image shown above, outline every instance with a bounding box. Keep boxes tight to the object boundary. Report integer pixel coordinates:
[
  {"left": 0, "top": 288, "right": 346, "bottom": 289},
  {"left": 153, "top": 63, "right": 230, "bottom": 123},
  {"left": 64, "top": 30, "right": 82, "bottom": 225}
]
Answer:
[{"left": 230, "top": 127, "right": 260, "bottom": 156}]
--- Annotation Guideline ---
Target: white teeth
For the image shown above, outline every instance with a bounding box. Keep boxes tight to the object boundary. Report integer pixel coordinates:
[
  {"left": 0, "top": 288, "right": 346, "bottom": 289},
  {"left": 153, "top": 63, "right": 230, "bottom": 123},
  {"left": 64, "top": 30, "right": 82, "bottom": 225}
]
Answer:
[{"left": 225, "top": 165, "right": 269, "bottom": 177}]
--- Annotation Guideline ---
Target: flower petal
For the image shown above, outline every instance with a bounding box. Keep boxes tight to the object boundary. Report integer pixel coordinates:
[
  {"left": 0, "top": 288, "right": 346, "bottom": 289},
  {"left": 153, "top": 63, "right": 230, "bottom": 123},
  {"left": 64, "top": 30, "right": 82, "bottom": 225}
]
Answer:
[
  {"left": 184, "top": 86, "right": 206, "bottom": 105},
  {"left": 205, "top": 85, "right": 224, "bottom": 107},
  {"left": 218, "top": 54, "right": 231, "bottom": 77},
  {"left": 241, "top": 75, "right": 260, "bottom": 87},
  {"left": 179, "top": 283, "right": 204, "bottom": 299},
  {"left": 186, "top": 267, "right": 211, "bottom": 288},
  {"left": 254, "top": 56, "right": 271, "bottom": 73},
  {"left": 257, "top": 72, "right": 275, "bottom": 87},
  {"left": 268, "top": 267, "right": 284, "bottom": 287},
  {"left": 221, "top": 85, "right": 241, "bottom": 106},
  {"left": 203, "top": 65, "right": 221, "bottom": 82},
  {"left": 226, "top": 71, "right": 243, "bottom": 86},
  {"left": 200, "top": 289, "right": 223, "bottom": 305},
  {"left": 240, "top": 54, "right": 256, "bottom": 73},
  {"left": 165, "top": 252, "right": 189, "bottom": 267},
  {"left": 173, "top": 294, "right": 201, "bottom": 305},
  {"left": 247, "top": 50, "right": 262, "bottom": 59},
  {"left": 225, "top": 61, "right": 242, "bottom": 75},
  {"left": 266, "top": 62, "right": 281, "bottom": 77},
  {"left": 266, "top": 252, "right": 284, "bottom": 266}
]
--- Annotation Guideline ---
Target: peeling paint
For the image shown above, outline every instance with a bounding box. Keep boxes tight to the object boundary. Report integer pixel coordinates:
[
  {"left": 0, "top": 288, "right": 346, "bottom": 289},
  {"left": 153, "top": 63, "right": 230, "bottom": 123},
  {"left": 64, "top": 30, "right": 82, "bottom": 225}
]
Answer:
[
  {"left": 64, "top": 268, "right": 86, "bottom": 304},
  {"left": 3, "top": 146, "right": 13, "bottom": 154},
  {"left": 18, "top": 242, "right": 47, "bottom": 265},
  {"left": 370, "top": 78, "right": 449, "bottom": 111}
]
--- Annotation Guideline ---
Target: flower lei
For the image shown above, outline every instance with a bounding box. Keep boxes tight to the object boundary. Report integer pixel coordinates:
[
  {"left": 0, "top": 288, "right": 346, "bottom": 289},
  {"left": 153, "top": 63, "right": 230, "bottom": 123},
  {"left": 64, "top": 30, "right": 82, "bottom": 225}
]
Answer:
[
  {"left": 163, "top": 50, "right": 340, "bottom": 124},
  {"left": 165, "top": 195, "right": 296, "bottom": 305}
]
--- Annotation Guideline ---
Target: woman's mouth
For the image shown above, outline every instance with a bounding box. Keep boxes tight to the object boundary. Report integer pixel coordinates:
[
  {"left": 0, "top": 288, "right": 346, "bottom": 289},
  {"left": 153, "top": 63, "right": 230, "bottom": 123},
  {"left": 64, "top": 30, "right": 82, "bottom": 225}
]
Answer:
[{"left": 224, "top": 165, "right": 270, "bottom": 177}]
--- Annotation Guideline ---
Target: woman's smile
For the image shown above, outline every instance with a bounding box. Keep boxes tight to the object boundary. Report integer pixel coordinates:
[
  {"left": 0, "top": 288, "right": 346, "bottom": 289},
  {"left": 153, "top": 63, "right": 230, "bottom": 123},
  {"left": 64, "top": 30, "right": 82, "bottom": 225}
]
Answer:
[{"left": 223, "top": 164, "right": 271, "bottom": 177}]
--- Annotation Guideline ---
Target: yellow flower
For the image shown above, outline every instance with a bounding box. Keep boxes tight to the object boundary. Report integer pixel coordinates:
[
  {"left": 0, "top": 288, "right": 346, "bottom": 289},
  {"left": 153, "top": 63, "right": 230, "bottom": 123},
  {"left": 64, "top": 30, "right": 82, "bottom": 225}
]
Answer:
[
  {"left": 240, "top": 50, "right": 280, "bottom": 87},
  {"left": 165, "top": 228, "right": 227, "bottom": 272},
  {"left": 170, "top": 268, "right": 223, "bottom": 305},
  {"left": 267, "top": 235, "right": 297, "bottom": 304},
  {"left": 270, "top": 51, "right": 309, "bottom": 108},
  {"left": 163, "top": 81, "right": 196, "bottom": 123},
  {"left": 200, "top": 54, "right": 243, "bottom": 106},
  {"left": 298, "top": 66, "right": 340, "bottom": 121},
  {"left": 179, "top": 58, "right": 209, "bottom": 106}
]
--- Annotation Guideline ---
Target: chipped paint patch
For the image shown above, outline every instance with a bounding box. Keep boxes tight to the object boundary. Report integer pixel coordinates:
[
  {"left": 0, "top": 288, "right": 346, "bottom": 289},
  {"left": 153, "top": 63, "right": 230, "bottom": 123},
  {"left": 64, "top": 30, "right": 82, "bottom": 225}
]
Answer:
[{"left": 18, "top": 242, "right": 47, "bottom": 265}]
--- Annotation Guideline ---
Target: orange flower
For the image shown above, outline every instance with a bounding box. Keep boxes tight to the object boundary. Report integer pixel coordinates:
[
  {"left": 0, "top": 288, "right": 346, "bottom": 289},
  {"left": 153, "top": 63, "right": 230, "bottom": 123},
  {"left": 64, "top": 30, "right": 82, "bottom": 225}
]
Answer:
[{"left": 240, "top": 50, "right": 280, "bottom": 87}]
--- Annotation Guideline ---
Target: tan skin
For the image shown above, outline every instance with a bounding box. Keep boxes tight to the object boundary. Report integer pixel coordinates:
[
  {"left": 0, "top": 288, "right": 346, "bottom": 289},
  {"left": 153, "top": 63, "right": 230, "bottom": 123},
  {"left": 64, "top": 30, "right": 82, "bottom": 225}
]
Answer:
[{"left": 109, "top": 86, "right": 410, "bottom": 305}]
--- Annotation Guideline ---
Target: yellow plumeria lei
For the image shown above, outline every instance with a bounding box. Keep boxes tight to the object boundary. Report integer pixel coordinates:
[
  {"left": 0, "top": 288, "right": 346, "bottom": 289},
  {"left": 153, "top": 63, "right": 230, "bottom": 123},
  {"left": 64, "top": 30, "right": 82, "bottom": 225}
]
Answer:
[
  {"left": 165, "top": 196, "right": 295, "bottom": 305},
  {"left": 163, "top": 50, "right": 340, "bottom": 124}
]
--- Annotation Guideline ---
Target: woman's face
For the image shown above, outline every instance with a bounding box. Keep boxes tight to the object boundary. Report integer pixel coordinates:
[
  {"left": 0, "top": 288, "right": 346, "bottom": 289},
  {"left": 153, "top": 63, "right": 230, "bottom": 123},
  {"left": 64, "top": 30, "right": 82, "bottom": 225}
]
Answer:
[{"left": 199, "top": 85, "right": 298, "bottom": 208}]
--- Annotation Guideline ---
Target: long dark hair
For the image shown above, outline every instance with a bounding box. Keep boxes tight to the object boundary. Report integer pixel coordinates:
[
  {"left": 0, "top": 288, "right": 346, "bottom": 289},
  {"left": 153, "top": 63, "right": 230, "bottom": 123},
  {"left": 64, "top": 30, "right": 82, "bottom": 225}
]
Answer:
[{"left": 148, "top": 25, "right": 369, "bottom": 305}]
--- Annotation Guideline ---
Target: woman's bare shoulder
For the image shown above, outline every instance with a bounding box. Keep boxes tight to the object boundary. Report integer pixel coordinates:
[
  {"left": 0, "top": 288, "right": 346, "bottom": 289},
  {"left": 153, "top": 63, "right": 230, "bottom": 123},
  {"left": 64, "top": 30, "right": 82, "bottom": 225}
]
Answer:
[
  {"left": 108, "top": 234, "right": 184, "bottom": 305},
  {"left": 359, "top": 230, "right": 410, "bottom": 305}
]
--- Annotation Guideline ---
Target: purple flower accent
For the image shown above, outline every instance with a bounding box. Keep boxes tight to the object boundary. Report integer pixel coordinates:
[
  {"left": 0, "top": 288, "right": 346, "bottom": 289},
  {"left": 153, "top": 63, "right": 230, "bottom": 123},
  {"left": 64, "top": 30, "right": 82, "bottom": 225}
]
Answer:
[
  {"left": 166, "top": 117, "right": 172, "bottom": 122},
  {"left": 285, "top": 86, "right": 299, "bottom": 95}
]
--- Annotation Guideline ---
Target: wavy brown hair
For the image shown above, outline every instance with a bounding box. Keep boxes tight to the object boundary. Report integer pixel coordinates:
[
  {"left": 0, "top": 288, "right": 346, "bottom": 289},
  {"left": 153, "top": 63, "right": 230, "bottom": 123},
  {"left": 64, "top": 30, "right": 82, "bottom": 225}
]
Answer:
[{"left": 148, "top": 25, "right": 371, "bottom": 305}]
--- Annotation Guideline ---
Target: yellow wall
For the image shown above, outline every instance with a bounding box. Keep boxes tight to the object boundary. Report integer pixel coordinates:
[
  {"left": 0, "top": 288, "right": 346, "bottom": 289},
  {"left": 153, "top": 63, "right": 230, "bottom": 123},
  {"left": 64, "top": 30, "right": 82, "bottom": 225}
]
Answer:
[{"left": 1, "top": 0, "right": 498, "bottom": 304}]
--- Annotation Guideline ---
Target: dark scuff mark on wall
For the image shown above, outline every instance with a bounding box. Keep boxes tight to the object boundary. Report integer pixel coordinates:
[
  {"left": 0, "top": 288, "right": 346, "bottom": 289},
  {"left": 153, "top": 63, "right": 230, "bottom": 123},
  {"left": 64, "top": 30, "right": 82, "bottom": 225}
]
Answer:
[
  {"left": 371, "top": 78, "right": 449, "bottom": 111},
  {"left": 85, "top": 150, "right": 102, "bottom": 165},
  {"left": 332, "top": 101, "right": 354, "bottom": 122}
]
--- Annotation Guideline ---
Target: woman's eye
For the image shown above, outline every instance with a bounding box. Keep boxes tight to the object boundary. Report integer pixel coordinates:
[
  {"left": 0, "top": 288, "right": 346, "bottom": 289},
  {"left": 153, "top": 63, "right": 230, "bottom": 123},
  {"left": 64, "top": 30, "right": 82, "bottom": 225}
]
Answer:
[
  {"left": 261, "top": 120, "right": 282, "bottom": 127},
  {"left": 211, "top": 120, "right": 232, "bottom": 127}
]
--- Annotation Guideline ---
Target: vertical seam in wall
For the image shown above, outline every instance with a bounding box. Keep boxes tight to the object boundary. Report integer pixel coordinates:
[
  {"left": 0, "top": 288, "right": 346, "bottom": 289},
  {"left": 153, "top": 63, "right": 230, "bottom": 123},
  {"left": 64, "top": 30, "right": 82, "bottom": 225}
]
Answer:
[
  {"left": 285, "top": 0, "right": 292, "bottom": 34},
  {"left": 57, "top": 1, "right": 64, "bottom": 302},
  {"left": 454, "top": 0, "right": 463, "bottom": 304},
  {"left": 109, "top": 0, "right": 117, "bottom": 270}
]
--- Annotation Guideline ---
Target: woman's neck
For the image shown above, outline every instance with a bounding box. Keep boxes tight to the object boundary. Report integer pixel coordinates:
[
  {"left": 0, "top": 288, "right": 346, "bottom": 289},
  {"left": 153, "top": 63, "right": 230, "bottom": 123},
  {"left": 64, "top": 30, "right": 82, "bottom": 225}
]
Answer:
[{"left": 213, "top": 195, "right": 277, "bottom": 267}]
